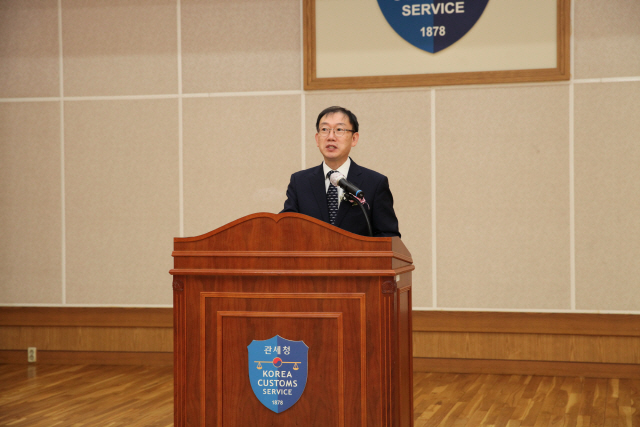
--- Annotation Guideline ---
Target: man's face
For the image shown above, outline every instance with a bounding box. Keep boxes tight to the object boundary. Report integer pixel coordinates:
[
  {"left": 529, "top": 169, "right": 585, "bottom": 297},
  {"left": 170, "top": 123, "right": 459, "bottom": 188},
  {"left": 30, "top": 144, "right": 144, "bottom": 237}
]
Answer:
[{"left": 315, "top": 112, "right": 359, "bottom": 169}]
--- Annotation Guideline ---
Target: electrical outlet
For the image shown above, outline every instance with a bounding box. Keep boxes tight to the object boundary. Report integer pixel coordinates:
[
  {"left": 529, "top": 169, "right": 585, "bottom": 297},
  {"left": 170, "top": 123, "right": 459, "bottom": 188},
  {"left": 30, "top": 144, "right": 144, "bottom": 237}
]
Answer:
[{"left": 27, "top": 347, "right": 37, "bottom": 363}]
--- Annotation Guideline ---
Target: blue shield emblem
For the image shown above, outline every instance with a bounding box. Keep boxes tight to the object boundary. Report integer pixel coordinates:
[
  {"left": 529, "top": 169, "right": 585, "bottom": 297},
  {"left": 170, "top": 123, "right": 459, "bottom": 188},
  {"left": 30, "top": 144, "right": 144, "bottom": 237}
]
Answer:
[
  {"left": 248, "top": 335, "right": 308, "bottom": 413},
  {"left": 377, "top": 0, "right": 490, "bottom": 53}
]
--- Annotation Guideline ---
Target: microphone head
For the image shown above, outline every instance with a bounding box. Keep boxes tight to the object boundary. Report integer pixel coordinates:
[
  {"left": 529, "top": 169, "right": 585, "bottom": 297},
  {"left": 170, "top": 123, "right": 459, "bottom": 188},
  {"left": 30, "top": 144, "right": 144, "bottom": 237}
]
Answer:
[{"left": 329, "top": 172, "right": 344, "bottom": 187}]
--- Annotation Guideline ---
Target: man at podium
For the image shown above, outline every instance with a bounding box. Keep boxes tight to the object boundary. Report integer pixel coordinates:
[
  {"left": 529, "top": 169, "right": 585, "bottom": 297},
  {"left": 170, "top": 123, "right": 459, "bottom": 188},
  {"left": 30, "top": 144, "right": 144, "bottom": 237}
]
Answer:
[{"left": 282, "top": 106, "right": 400, "bottom": 238}]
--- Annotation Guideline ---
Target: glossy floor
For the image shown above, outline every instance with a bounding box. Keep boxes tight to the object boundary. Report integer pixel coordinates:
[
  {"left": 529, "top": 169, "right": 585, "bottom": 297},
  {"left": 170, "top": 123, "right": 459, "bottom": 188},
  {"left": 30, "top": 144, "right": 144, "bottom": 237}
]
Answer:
[{"left": 0, "top": 364, "right": 638, "bottom": 426}]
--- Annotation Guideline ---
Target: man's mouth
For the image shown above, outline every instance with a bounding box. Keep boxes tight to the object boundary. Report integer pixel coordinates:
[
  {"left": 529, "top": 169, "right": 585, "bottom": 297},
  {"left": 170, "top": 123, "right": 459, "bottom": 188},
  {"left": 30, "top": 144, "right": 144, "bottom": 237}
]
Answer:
[{"left": 326, "top": 144, "right": 337, "bottom": 150}]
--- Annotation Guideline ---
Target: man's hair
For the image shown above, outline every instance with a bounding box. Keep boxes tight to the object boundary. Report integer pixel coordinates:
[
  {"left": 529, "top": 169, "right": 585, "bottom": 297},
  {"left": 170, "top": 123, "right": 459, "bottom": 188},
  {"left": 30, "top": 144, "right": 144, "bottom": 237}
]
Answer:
[{"left": 315, "top": 106, "right": 359, "bottom": 133}]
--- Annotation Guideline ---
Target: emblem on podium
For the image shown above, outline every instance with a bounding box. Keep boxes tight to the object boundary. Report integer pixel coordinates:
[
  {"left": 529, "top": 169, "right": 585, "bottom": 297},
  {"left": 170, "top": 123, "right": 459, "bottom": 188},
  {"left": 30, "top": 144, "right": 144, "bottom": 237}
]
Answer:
[{"left": 248, "top": 335, "right": 308, "bottom": 413}]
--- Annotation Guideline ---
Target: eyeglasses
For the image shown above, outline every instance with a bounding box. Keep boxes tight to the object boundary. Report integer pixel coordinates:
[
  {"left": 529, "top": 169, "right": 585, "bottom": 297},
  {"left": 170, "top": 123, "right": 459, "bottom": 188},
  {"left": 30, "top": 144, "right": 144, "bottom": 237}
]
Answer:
[{"left": 318, "top": 127, "right": 354, "bottom": 137}]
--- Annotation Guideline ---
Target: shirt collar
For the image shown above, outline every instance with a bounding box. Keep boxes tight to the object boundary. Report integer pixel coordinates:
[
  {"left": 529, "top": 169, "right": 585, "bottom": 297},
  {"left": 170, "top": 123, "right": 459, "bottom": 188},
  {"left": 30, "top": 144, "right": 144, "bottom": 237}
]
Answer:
[{"left": 323, "top": 157, "right": 351, "bottom": 180}]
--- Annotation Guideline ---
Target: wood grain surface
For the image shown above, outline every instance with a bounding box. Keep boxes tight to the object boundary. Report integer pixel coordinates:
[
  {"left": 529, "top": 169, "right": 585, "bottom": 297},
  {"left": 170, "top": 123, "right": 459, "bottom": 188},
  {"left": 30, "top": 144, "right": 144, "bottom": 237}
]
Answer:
[{"left": 1, "top": 364, "right": 638, "bottom": 427}]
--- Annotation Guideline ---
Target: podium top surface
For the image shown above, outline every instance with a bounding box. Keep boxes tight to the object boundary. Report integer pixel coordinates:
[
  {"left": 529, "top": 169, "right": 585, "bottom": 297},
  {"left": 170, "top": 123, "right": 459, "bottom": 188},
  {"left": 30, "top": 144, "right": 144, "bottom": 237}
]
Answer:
[{"left": 171, "top": 213, "right": 413, "bottom": 276}]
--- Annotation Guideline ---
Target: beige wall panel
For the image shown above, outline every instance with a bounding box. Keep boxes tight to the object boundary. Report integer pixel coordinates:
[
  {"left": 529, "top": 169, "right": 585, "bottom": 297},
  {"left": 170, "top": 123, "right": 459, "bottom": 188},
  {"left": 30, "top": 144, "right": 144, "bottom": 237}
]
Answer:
[
  {"left": 0, "top": 102, "right": 62, "bottom": 304},
  {"left": 574, "top": 1, "right": 640, "bottom": 79},
  {"left": 62, "top": 0, "right": 178, "bottom": 96},
  {"left": 436, "top": 85, "right": 570, "bottom": 309},
  {"left": 574, "top": 82, "right": 640, "bottom": 311},
  {"left": 181, "top": 0, "right": 301, "bottom": 93},
  {"left": 304, "top": 93, "right": 432, "bottom": 307},
  {"left": 413, "top": 331, "right": 640, "bottom": 364},
  {"left": 64, "top": 99, "right": 179, "bottom": 305},
  {"left": 0, "top": 326, "right": 172, "bottom": 352},
  {"left": 0, "top": 0, "right": 59, "bottom": 98},
  {"left": 182, "top": 96, "right": 301, "bottom": 237}
]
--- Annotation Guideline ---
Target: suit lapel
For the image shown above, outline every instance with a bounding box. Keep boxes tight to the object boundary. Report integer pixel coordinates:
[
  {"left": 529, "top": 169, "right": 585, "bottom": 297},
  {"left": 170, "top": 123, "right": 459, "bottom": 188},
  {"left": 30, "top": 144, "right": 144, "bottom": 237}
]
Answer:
[
  {"left": 308, "top": 163, "right": 329, "bottom": 222},
  {"left": 334, "top": 160, "right": 364, "bottom": 227}
]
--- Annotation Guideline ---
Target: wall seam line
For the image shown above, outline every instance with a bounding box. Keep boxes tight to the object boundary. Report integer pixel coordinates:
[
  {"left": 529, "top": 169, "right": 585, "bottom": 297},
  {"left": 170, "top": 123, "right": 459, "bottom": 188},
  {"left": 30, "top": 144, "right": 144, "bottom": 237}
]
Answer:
[
  {"left": 300, "top": 0, "right": 306, "bottom": 170},
  {"left": 431, "top": 88, "right": 437, "bottom": 309},
  {"left": 569, "top": 0, "right": 576, "bottom": 311},
  {"left": 177, "top": 0, "right": 184, "bottom": 237},
  {"left": 58, "top": 0, "right": 67, "bottom": 305}
]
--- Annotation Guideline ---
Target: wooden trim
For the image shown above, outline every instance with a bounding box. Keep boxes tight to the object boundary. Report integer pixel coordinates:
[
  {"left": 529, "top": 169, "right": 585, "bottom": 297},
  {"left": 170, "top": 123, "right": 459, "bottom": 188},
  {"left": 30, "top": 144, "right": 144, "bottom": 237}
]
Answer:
[
  {"left": 172, "top": 251, "right": 395, "bottom": 257},
  {"left": 305, "top": 68, "right": 571, "bottom": 91},
  {"left": 412, "top": 310, "right": 640, "bottom": 337},
  {"left": 0, "top": 350, "right": 172, "bottom": 365},
  {"left": 172, "top": 250, "right": 413, "bottom": 264},
  {"left": 169, "top": 266, "right": 415, "bottom": 276},
  {"left": 5, "top": 308, "right": 635, "bottom": 336},
  {"left": 173, "top": 277, "right": 187, "bottom": 427},
  {"left": 556, "top": 0, "right": 571, "bottom": 79},
  {"left": 413, "top": 357, "right": 640, "bottom": 380},
  {"left": 0, "top": 307, "right": 173, "bottom": 327}
]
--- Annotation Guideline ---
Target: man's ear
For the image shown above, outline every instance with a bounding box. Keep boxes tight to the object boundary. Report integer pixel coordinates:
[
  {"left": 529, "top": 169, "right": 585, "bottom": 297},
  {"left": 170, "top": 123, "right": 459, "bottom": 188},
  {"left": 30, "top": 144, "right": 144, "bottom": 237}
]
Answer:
[{"left": 351, "top": 132, "right": 359, "bottom": 147}]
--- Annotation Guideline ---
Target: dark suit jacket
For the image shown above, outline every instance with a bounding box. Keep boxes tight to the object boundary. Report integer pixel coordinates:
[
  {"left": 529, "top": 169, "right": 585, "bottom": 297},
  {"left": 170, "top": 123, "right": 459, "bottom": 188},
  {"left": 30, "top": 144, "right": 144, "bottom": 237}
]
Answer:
[{"left": 281, "top": 160, "right": 400, "bottom": 237}]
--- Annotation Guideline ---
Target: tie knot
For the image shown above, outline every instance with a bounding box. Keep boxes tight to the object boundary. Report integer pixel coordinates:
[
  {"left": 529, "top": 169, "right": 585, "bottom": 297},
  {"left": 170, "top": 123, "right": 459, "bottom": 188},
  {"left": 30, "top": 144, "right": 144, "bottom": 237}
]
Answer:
[{"left": 327, "top": 170, "right": 337, "bottom": 179}]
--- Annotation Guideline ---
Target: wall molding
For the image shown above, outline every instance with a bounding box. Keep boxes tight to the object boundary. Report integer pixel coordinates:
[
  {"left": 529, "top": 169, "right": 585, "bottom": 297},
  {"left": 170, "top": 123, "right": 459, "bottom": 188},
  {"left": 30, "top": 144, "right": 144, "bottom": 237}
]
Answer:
[
  {"left": 0, "top": 307, "right": 173, "bottom": 365},
  {"left": 0, "top": 307, "right": 173, "bottom": 327},
  {"left": 412, "top": 310, "right": 640, "bottom": 379},
  {"left": 1, "top": 307, "right": 638, "bottom": 378},
  {"left": 412, "top": 310, "right": 640, "bottom": 337}
]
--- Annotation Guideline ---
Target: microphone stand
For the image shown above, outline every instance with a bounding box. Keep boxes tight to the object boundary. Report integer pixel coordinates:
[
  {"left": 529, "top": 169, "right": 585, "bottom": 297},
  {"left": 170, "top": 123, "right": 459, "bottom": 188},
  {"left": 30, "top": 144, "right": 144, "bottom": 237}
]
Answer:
[{"left": 344, "top": 193, "right": 373, "bottom": 237}]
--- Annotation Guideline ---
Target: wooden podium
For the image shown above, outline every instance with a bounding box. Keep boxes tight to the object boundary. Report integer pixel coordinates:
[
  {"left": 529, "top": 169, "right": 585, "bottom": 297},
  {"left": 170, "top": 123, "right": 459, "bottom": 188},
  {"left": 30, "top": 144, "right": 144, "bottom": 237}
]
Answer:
[{"left": 170, "top": 213, "right": 414, "bottom": 427}]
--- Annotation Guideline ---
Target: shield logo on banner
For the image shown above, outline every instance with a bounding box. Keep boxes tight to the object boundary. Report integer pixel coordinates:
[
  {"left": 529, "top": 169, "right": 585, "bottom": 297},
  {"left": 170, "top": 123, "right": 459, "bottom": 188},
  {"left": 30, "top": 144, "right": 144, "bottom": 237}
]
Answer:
[
  {"left": 377, "top": 0, "right": 490, "bottom": 53},
  {"left": 247, "top": 335, "right": 308, "bottom": 413}
]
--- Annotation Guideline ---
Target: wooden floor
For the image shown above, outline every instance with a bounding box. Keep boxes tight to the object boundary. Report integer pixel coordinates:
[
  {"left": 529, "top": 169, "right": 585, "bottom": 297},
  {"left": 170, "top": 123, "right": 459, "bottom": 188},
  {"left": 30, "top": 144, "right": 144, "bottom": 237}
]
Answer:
[
  {"left": 0, "top": 364, "right": 638, "bottom": 426},
  {"left": 0, "top": 364, "right": 173, "bottom": 427},
  {"left": 414, "top": 372, "right": 640, "bottom": 427}
]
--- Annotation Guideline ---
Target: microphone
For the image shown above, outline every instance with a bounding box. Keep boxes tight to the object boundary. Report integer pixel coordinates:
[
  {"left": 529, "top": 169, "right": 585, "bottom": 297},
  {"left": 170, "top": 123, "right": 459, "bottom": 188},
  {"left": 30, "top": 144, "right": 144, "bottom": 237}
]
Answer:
[{"left": 329, "top": 172, "right": 364, "bottom": 198}]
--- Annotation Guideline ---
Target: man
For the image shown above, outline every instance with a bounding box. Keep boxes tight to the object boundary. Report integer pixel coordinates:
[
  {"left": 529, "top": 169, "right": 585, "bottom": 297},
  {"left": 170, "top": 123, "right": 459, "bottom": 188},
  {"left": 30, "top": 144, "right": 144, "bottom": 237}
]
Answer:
[{"left": 281, "top": 106, "right": 400, "bottom": 237}]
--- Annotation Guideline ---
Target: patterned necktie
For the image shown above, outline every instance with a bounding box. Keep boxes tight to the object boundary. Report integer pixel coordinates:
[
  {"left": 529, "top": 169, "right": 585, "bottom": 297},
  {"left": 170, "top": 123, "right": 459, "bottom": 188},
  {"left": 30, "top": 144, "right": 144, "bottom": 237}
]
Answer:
[{"left": 326, "top": 170, "right": 339, "bottom": 225}]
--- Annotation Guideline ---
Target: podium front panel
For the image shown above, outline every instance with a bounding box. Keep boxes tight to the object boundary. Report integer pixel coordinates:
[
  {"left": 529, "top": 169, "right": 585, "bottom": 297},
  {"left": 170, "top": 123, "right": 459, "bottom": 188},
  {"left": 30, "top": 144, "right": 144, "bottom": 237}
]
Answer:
[{"left": 179, "top": 275, "right": 388, "bottom": 427}]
